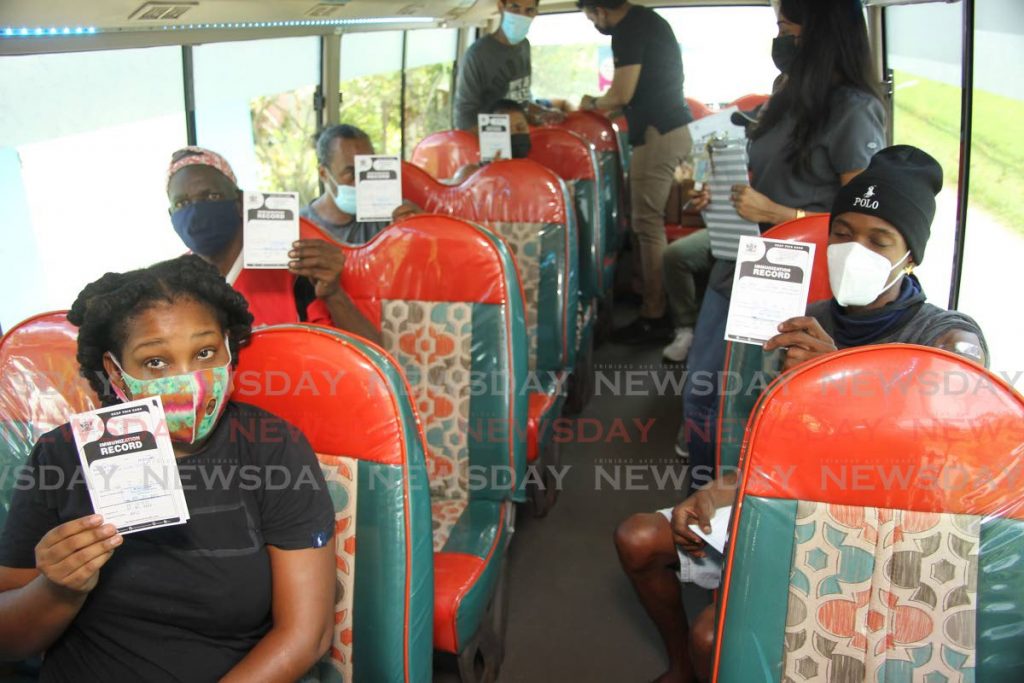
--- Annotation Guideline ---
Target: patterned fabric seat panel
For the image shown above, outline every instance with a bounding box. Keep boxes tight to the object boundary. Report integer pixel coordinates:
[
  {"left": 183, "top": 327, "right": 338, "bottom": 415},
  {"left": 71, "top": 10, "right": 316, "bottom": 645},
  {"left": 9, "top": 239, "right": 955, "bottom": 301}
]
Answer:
[
  {"left": 382, "top": 300, "right": 473, "bottom": 503},
  {"left": 491, "top": 221, "right": 567, "bottom": 373},
  {"left": 784, "top": 501, "right": 979, "bottom": 683},
  {"left": 432, "top": 498, "right": 470, "bottom": 552},
  {"left": 716, "top": 496, "right": 1024, "bottom": 683},
  {"left": 381, "top": 300, "right": 518, "bottom": 504},
  {"left": 310, "top": 455, "right": 359, "bottom": 683}
]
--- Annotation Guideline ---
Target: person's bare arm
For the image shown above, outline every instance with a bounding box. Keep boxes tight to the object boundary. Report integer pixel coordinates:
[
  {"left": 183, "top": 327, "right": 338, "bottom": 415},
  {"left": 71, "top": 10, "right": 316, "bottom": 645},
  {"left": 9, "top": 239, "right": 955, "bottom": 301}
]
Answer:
[
  {"left": 763, "top": 316, "right": 839, "bottom": 371},
  {"left": 0, "top": 515, "right": 121, "bottom": 660},
  {"left": 288, "top": 239, "right": 382, "bottom": 344},
  {"left": 731, "top": 169, "right": 865, "bottom": 226},
  {"left": 581, "top": 65, "right": 641, "bottom": 111},
  {"left": 220, "top": 545, "right": 334, "bottom": 683},
  {"left": 667, "top": 472, "right": 739, "bottom": 559}
]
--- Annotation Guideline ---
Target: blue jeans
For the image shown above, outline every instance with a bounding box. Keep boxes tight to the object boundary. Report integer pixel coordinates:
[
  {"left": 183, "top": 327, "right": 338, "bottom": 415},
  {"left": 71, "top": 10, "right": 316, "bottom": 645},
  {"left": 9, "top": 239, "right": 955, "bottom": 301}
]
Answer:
[{"left": 682, "top": 288, "right": 729, "bottom": 489}]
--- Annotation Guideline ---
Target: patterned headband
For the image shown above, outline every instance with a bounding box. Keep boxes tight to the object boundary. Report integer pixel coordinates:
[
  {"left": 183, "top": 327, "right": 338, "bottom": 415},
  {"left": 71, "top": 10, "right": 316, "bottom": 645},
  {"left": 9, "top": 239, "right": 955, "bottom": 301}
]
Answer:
[{"left": 166, "top": 146, "right": 238, "bottom": 190}]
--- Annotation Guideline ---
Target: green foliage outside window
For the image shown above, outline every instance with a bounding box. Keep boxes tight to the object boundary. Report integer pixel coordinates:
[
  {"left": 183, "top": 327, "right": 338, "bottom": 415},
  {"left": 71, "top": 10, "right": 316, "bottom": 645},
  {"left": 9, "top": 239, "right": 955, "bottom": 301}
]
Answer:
[
  {"left": 404, "top": 62, "right": 455, "bottom": 158},
  {"left": 250, "top": 86, "right": 319, "bottom": 205},
  {"left": 248, "top": 60, "right": 455, "bottom": 204},
  {"left": 532, "top": 44, "right": 600, "bottom": 104}
]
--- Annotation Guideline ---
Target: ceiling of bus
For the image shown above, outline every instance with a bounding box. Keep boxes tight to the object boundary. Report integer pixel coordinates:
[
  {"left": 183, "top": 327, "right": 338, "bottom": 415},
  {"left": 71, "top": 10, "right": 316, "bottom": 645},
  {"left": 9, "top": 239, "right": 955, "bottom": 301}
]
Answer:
[
  {"left": 0, "top": 0, "right": 772, "bottom": 34},
  {"left": 0, "top": 1, "right": 483, "bottom": 32}
]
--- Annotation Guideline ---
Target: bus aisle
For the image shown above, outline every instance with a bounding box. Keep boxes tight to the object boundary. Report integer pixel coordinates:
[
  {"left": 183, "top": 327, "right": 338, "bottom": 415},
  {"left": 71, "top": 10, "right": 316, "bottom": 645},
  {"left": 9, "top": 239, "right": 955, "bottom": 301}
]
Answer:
[{"left": 435, "top": 302, "right": 700, "bottom": 682}]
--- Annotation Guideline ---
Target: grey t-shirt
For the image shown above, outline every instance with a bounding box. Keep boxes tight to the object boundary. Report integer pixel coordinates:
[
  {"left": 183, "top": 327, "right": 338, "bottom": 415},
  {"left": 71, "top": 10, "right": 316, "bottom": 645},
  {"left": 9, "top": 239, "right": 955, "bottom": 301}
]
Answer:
[
  {"left": 453, "top": 33, "right": 532, "bottom": 131},
  {"left": 748, "top": 87, "right": 886, "bottom": 214},
  {"left": 710, "top": 87, "right": 886, "bottom": 296},
  {"left": 807, "top": 299, "right": 989, "bottom": 365},
  {"left": 300, "top": 204, "right": 388, "bottom": 245}
]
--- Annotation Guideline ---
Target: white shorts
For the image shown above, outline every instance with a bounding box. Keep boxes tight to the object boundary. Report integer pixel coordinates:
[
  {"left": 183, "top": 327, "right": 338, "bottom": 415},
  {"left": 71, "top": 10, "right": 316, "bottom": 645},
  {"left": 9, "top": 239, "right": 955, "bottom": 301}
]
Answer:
[{"left": 658, "top": 507, "right": 723, "bottom": 590}]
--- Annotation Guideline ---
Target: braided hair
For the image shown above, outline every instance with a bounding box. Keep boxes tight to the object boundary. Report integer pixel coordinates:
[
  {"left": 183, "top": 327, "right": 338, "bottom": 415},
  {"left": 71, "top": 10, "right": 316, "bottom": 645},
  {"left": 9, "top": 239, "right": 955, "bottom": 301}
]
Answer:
[{"left": 68, "top": 254, "right": 253, "bottom": 405}]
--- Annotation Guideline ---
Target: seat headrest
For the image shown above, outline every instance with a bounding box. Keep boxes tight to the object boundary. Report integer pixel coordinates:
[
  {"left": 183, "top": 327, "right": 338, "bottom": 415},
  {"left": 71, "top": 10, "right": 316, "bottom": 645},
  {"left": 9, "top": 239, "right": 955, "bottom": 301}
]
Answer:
[
  {"left": 410, "top": 130, "right": 480, "bottom": 179},
  {"left": 402, "top": 160, "right": 568, "bottom": 225},
  {"left": 763, "top": 214, "right": 832, "bottom": 303},
  {"left": 233, "top": 325, "right": 418, "bottom": 466},
  {"left": 0, "top": 311, "right": 97, "bottom": 425},
  {"left": 556, "top": 111, "right": 618, "bottom": 152},
  {"left": 528, "top": 128, "right": 597, "bottom": 182},
  {"left": 742, "top": 344, "right": 1024, "bottom": 518}
]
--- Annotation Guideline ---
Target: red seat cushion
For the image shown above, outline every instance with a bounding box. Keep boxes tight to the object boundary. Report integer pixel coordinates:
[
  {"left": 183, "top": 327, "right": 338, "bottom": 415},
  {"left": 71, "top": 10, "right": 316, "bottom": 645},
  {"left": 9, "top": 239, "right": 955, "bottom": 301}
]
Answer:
[
  {"left": 433, "top": 552, "right": 486, "bottom": 653},
  {"left": 666, "top": 224, "right": 702, "bottom": 243},
  {"left": 526, "top": 372, "right": 567, "bottom": 462}
]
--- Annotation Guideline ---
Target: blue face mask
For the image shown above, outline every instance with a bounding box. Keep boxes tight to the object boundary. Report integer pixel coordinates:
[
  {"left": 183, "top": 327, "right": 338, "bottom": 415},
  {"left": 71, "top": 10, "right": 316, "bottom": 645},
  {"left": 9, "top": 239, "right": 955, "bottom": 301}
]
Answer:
[
  {"left": 170, "top": 199, "right": 241, "bottom": 257},
  {"left": 327, "top": 171, "right": 358, "bottom": 216},
  {"left": 501, "top": 11, "right": 533, "bottom": 45}
]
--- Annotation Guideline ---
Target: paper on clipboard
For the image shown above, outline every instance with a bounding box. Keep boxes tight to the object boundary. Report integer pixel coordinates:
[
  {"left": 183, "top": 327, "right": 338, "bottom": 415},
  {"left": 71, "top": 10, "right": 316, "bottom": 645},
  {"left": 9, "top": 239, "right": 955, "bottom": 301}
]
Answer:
[
  {"left": 243, "top": 191, "right": 299, "bottom": 269},
  {"left": 479, "top": 113, "right": 512, "bottom": 161},
  {"left": 725, "top": 235, "right": 815, "bottom": 345},
  {"left": 688, "top": 505, "right": 732, "bottom": 554},
  {"left": 70, "top": 397, "right": 190, "bottom": 535},
  {"left": 686, "top": 106, "right": 745, "bottom": 145},
  {"left": 355, "top": 155, "right": 402, "bottom": 222},
  {"left": 701, "top": 137, "right": 760, "bottom": 260}
]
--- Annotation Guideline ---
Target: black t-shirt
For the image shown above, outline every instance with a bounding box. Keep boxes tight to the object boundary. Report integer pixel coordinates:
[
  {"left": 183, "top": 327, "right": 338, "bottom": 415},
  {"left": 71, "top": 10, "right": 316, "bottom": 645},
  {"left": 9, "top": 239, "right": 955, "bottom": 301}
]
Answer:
[
  {"left": 0, "top": 402, "right": 335, "bottom": 683},
  {"left": 611, "top": 5, "right": 693, "bottom": 146}
]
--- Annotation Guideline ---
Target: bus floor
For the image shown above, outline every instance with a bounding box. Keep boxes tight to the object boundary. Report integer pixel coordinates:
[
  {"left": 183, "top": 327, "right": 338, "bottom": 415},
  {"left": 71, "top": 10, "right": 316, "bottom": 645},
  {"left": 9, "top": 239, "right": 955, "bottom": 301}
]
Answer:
[{"left": 435, "top": 304, "right": 709, "bottom": 682}]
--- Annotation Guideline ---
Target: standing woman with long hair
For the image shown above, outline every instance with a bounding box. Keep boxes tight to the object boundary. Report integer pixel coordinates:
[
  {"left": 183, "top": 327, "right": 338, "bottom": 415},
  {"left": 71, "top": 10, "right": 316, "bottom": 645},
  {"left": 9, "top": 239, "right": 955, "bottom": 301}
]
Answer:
[{"left": 680, "top": 0, "right": 887, "bottom": 484}]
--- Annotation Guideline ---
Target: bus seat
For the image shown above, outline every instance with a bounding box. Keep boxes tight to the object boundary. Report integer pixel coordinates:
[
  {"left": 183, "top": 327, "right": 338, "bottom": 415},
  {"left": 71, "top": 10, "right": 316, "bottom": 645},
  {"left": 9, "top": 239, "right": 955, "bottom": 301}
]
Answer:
[
  {"left": 0, "top": 311, "right": 98, "bottom": 529},
  {"left": 334, "top": 214, "right": 527, "bottom": 673},
  {"left": 410, "top": 130, "right": 480, "bottom": 181},
  {"left": 686, "top": 98, "right": 714, "bottom": 120},
  {"left": 527, "top": 126, "right": 601, "bottom": 413},
  {"left": 555, "top": 110, "right": 626, "bottom": 270},
  {"left": 715, "top": 214, "right": 832, "bottom": 472},
  {"left": 728, "top": 93, "right": 770, "bottom": 113},
  {"left": 233, "top": 325, "right": 434, "bottom": 683},
  {"left": 606, "top": 112, "right": 630, "bottom": 185},
  {"left": 399, "top": 162, "right": 579, "bottom": 515},
  {"left": 713, "top": 345, "right": 1024, "bottom": 682}
]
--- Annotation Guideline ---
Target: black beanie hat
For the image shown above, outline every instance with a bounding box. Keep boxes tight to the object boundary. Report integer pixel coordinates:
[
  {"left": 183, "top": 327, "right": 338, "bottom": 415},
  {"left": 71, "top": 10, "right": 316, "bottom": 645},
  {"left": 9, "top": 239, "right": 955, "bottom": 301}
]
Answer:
[{"left": 830, "top": 145, "right": 943, "bottom": 265}]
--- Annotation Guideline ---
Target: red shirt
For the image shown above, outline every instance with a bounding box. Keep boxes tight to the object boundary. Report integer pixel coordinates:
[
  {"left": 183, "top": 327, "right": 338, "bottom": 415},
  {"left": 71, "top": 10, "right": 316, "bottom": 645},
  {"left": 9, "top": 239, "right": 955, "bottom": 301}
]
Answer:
[{"left": 229, "top": 260, "right": 331, "bottom": 328}]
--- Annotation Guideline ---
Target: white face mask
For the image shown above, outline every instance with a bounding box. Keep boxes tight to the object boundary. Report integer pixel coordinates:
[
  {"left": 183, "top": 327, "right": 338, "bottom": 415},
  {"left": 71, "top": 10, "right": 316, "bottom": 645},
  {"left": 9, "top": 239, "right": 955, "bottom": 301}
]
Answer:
[{"left": 827, "top": 242, "right": 911, "bottom": 307}]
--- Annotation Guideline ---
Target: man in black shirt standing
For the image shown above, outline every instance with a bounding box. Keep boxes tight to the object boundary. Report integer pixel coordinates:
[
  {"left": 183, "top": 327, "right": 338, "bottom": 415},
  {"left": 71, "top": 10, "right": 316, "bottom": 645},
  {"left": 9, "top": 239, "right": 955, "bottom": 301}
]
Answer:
[{"left": 579, "top": 0, "right": 693, "bottom": 344}]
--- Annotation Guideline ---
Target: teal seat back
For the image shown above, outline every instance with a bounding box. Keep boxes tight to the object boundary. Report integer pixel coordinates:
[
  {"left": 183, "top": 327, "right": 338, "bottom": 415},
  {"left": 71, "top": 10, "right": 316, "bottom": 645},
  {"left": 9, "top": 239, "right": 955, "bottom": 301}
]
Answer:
[
  {"left": 337, "top": 213, "right": 529, "bottom": 509},
  {"left": 714, "top": 346, "right": 1024, "bottom": 682},
  {"left": 235, "top": 325, "right": 434, "bottom": 683},
  {"left": 400, "top": 160, "right": 578, "bottom": 375}
]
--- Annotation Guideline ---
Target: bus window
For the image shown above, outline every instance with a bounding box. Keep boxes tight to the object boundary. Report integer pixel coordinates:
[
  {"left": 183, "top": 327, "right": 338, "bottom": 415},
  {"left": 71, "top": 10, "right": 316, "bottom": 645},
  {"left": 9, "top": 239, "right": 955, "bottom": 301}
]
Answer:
[
  {"left": 529, "top": 7, "right": 776, "bottom": 109},
  {"left": 193, "top": 37, "right": 320, "bottom": 205},
  {"left": 530, "top": 13, "right": 609, "bottom": 106},
  {"left": 0, "top": 47, "right": 187, "bottom": 331},
  {"left": 657, "top": 7, "right": 777, "bottom": 107},
  {"left": 340, "top": 31, "right": 403, "bottom": 157},
  {"left": 403, "top": 28, "right": 458, "bottom": 158},
  {"left": 887, "top": 2, "right": 962, "bottom": 310},
  {"left": 959, "top": 0, "right": 1024, "bottom": 372}
]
